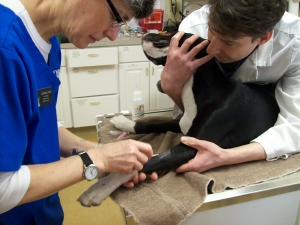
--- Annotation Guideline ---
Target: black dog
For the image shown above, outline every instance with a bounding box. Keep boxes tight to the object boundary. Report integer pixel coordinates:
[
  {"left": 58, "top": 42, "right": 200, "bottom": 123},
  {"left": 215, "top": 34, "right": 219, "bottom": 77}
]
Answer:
[
  {"left": 78, "top": 32, "right": 279, "bottom": 206},
  {"left": 111, "top": 32, "right": 279, "bottom": 173}
]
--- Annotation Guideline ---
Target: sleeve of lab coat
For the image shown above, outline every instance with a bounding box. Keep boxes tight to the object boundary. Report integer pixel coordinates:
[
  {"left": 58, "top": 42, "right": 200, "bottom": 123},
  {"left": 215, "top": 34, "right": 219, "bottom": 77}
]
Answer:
[{"left": 252, "top": 37, "right": 300, "bottom": 160}]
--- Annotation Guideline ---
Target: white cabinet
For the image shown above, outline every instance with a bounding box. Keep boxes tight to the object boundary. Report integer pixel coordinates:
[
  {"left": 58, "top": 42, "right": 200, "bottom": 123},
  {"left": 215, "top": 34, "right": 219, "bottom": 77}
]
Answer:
[
  {"left": 71, "top": 95, "right": 118, "bottom": 127},
  {"left": 118, "top": 45, "right": 149, "bottom": 63},
  {"left": 118, "top": 45, "right": 150, "bottom": 112},
  {"left": 60, "top": 44, "right": 173, "bottom": 128},
  {"left": 149, "top": 62, "right": 174, "bottom": 110},
  {"left": 66, "top": 47, "right": 118, "bottom": 68},
  {"left": 68, "top": 65, "right": 118, "bottom": 98},
  {"left": 57, "top": 49, "right": 73, "bottom": 128},
  {"left": 119, "top": 62, "right": 150, "bottom": 111},
  {"left": 66, "top": 47, "right": 119, "bottom": 127},
  {"left": 118, "top": 45, "right": 173, "bottom": 113}
]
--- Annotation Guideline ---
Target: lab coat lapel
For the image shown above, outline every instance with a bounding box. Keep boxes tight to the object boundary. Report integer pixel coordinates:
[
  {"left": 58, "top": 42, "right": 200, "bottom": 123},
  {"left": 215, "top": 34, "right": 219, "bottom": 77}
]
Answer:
[{"left": 231, "top": 35, "right": 274, "bottom": 83}]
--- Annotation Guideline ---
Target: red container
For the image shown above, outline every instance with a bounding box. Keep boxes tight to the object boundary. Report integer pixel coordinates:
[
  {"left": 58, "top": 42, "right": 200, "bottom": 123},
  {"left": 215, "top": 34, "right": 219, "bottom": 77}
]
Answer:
[{"left": 139, "top": 9, "right": 164, "bottom": 31}]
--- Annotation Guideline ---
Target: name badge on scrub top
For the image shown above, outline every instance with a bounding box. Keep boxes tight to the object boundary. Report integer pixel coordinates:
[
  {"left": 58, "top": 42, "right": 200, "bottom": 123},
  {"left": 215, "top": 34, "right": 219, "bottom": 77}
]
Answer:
[{"left": 38, "top": 87, "right": 52, "bottom": 107}]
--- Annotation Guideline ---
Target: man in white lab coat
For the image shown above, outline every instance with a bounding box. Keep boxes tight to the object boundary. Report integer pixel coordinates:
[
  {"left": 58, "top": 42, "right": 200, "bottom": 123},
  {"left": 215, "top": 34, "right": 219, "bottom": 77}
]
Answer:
[{"left": 160, "top": 0, "right": 300, "bottom": 173}]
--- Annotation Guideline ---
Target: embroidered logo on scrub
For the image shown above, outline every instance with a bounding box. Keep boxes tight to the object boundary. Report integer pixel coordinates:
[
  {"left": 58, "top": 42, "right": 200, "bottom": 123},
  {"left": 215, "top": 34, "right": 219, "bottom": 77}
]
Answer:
[{"left": 38, "top": 87, "right": 52, "bottom": 107}]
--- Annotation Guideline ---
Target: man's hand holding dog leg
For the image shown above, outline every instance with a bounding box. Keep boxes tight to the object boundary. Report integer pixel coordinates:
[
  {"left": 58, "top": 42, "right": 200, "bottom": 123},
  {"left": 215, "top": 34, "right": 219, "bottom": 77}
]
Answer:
[
  {"left": 176, "top": 136, "right": 267, "bottom": 173},
  {"left": 161, "top": 31, "right": 213, "bottom": 111}
]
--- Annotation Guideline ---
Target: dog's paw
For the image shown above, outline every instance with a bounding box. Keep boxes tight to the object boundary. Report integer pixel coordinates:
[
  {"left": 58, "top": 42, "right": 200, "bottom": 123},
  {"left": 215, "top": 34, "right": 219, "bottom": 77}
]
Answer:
[
  {"left": 78, "top": 172, "right": 136, "bottom": 207},
  {"left": 110, "top": 115, "right": 136, "bottom": 133},
  {"left": 78, "top": 181, "right": 107, "bottom": 207}
]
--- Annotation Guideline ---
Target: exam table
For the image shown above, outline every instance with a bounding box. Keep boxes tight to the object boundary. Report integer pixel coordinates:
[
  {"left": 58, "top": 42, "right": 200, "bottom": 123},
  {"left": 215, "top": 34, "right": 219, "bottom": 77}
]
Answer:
[{"left": 95, "top": 110, "right": 300, "bottom": 225}]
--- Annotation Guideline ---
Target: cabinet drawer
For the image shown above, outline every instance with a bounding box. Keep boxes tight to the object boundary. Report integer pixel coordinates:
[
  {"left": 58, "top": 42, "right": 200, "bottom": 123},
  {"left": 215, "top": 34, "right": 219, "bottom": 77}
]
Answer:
[
  {"left": 66, "top": 47, "right": 118, "bottom": 67},
  {"left": 67, "top": 65, "right": 118, "bottom": 98},
  {"left": 118, "top": 45, "right": 149, "bottom": 63},
  {"left": 71, "top": 95, "right": 119, "bottom": 127}
]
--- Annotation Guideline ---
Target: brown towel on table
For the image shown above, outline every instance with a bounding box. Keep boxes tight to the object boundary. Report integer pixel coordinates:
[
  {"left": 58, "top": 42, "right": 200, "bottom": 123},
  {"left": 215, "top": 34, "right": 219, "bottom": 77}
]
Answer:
[{"left": 98, "top": 116, "right": 300, "bottom": 225}]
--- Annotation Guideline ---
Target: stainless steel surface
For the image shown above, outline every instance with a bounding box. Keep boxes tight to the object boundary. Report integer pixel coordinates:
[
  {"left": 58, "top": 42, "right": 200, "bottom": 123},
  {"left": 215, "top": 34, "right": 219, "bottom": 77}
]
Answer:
[{"left": 204, "top": 170, "right": 300, "bottom": 204}]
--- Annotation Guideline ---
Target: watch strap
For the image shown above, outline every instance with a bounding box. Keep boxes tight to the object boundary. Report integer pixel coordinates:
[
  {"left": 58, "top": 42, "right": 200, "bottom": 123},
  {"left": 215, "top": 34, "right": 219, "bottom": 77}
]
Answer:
[{"left": 78, "top": 151, "right": 94, "bottom": 167}]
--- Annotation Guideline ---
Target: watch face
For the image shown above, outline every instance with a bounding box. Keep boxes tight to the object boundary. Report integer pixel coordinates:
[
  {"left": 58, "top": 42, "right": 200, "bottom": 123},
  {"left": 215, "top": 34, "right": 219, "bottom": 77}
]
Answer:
[{"left": 85, "top": 165, "right": 99, "bottom": 180}]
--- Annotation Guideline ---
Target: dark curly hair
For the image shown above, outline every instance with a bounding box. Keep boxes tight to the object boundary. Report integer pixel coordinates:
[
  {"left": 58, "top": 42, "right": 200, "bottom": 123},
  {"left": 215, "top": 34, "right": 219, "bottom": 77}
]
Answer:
[{"left": 207, "top": 0, "right": 286, "bottom": 41}]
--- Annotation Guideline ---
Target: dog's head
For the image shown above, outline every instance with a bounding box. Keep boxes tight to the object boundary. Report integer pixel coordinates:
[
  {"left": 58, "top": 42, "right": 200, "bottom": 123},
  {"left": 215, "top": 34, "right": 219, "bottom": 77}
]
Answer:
[{"left": 141, "top": 32, "right": 209, "bottom": 66}]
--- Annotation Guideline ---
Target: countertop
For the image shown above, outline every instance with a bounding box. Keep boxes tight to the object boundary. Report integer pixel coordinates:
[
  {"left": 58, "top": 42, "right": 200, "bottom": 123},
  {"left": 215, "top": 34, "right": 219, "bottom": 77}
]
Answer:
[{"left": 60, "top": 36, "right": 143, "bottom": 49}]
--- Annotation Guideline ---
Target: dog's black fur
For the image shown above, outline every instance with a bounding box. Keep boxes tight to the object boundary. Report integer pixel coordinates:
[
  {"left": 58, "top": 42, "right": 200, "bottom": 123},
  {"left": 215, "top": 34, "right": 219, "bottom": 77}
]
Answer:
[
  {"left": 78, "top": 33, "right": 280, "bottom": 206},
  {"left": 117, "top": 33, "right": 279, "bottom": 173}
]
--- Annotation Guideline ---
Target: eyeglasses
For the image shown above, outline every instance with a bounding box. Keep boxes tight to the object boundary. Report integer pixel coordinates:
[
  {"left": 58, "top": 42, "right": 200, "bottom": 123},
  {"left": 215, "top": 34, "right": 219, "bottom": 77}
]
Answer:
[{"left": 106, "top": 0, "right": 126, "bottom": 27}]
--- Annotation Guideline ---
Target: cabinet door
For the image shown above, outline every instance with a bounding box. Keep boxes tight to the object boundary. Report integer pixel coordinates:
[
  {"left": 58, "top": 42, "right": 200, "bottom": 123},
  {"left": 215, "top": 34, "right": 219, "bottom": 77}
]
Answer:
[
  {"left": 56, "top": 67, "right": 73, "bottom": 128},
  {"left": 149, "top": 62, "right": 174, "bottom": 110},
  {"left": 119, "top": 62, "right": 150, "bottom": 112}
]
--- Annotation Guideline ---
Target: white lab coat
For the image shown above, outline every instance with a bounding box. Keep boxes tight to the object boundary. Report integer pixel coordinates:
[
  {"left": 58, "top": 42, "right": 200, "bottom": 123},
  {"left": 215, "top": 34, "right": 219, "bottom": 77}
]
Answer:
[{"left": 178, "top": 5, "right": 300, "bottom": 160}]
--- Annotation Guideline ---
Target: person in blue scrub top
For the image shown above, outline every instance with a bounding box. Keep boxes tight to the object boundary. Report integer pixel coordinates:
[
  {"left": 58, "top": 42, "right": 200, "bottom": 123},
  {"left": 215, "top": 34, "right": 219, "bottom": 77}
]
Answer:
[
  {"left": 0, "top": 0, "right": 157, "bottom": 224},
  {"left": 160, "top": 0, "right": 300, "bottom": 173}
]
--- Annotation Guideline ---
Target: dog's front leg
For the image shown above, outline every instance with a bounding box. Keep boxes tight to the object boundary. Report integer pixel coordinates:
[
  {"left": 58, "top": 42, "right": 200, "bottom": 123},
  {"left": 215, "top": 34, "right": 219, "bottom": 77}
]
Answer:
[
  {"left": 78, "top": 171, "right": 137, "bottom": 207},
  {"left": 110, "top": 115, "right": 136, "bottom": 133}
]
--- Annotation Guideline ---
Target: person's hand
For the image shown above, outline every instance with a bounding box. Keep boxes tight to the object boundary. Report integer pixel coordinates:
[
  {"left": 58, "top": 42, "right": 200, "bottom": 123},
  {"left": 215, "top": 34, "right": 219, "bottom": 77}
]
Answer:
[
  {"left": 90, "top": 139, "right": 153, "bottom": 174},
  {"left": 175, "top": 136, "right": 227, "bottom": 173},
  {"left": 122, "top": 172, "right": 158, "bottom": 188},
  {"left": 176, "top": 137, "right": 268, "bottom": 173},
  {"left": 160, "top": 31, "right": 213, "bottom": 109}
]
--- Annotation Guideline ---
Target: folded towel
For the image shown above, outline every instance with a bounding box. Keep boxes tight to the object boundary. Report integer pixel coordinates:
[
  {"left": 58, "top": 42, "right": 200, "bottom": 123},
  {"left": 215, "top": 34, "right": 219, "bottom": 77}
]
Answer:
[{"left": 98, "top": 116, "right": 300, "bottom": 225}]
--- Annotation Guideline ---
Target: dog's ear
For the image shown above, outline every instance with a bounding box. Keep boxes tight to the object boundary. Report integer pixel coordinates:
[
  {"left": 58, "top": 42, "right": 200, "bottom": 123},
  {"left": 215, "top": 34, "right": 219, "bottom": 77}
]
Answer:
[
  {"left": 178, "top": 33, "right": 194, "bottom": 46},
  {"left": 178, "top": 33, "right": 209, "bottom": 59},
  {"left": 141, "top": 33, "right": 170, "bottom": 65}
]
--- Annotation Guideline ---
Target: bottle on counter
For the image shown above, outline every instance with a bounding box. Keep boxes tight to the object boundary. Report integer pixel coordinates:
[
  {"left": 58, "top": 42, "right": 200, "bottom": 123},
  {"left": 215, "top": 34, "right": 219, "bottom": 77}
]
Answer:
[{"left": 132, "top": 85, "right": 144, "bottom": 121}]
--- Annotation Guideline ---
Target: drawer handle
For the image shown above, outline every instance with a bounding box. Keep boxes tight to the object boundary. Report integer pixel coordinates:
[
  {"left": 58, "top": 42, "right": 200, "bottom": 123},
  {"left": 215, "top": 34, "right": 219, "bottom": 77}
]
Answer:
[
  {"left": 88, "top": 69, "right": 98, "bottom": 73},
  {"left": 146, "top": 67, "right": 148, "bottom": 76},
  {"left": 88, "top": 53, "right": 98, "bottom": 57},
  {"left": 90, "top": 101, "right": 100, "bottom": 105},
  {"left": 152, "top": 66, "right": 154, "bottom": 75}
]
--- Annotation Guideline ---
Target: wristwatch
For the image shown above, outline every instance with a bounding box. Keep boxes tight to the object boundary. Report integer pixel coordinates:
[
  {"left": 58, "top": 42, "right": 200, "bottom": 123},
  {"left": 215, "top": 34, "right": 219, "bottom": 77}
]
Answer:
[{"left": 77, "top": 151, "right": 99, "bottom": 181}]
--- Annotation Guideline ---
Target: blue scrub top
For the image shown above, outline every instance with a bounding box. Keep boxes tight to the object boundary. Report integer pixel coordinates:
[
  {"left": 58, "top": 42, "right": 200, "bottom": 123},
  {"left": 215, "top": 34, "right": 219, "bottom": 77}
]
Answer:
[{"left": 0, "top": 4, "right": 63, "bottom": 225}]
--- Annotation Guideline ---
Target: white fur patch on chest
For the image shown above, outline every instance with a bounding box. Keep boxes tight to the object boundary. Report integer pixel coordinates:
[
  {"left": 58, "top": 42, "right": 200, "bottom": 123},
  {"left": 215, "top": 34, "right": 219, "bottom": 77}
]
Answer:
[{"left": 179, "top": 75, "right": 197, "bottom": 134}]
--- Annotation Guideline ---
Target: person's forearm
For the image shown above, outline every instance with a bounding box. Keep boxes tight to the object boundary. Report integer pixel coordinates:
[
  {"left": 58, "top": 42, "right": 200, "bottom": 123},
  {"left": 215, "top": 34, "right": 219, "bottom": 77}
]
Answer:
[
  {"left": 18, "top": 127, "right": 94, "bottom": 204},
  {"left": 18, "top": 155, "right": 89, "bottom": 206},
  {"left": 18, "top": 136, "right": 155, "bottom": 205},
  {"left": 58, "top": 126, "right": 96, "bottom": 157},
  {"left": 160, "top": 70, "right": 184, "bottom": 111},
  {"left": 168, "top": 93, "right": 184, "bottom": 112},
  {"left": 224, "top": 142, "right": 267, "bottom": 166}
]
